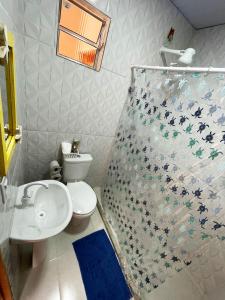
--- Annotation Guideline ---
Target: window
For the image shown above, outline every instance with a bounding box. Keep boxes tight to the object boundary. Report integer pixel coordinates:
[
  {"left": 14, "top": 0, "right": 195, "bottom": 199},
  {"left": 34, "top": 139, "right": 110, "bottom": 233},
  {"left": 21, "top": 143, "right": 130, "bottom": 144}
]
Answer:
[{"left": 57, "top": 0, "right": 111, "bottom": 71}]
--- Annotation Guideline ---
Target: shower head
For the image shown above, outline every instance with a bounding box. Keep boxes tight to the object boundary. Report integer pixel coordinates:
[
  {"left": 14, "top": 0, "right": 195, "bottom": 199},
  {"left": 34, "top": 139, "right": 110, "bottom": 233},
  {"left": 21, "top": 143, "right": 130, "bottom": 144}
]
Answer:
[
  {"left": 178, "top": 48, "right": 196, "bottom": 65},
  {"left": 160, "top": 46, "right": 196, "bottom": 66}
]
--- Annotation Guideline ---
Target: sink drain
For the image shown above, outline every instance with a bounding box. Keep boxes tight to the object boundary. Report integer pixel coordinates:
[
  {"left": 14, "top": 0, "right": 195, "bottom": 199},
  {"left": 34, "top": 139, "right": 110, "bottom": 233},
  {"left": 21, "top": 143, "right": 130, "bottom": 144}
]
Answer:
[{"left": 38, "top": 211, "right": 46, "bottom": 218}]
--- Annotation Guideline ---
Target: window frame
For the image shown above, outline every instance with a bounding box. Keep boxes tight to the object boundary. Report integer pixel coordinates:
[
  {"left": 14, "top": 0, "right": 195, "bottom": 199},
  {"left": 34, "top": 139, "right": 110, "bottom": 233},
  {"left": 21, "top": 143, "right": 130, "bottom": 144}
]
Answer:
[
  {"left": 57, "top": 0, "right": 111, "bottom": 71},
  {"left": 0, "top": 31, "right": 17, "bottom": 176}
]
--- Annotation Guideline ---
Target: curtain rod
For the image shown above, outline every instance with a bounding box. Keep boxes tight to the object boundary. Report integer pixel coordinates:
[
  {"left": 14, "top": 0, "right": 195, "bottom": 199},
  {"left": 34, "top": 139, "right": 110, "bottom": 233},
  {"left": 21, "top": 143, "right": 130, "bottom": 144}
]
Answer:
[{"left": 131, "top": 65, "right": 225, "bottom": 73}]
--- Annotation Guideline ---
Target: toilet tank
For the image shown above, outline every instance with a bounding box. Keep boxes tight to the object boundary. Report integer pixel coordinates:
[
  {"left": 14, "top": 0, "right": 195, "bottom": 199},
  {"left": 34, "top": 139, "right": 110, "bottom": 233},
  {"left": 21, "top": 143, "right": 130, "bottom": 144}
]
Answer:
[{"left": 63, "top": 154, "right": 93, "bottom": 182}]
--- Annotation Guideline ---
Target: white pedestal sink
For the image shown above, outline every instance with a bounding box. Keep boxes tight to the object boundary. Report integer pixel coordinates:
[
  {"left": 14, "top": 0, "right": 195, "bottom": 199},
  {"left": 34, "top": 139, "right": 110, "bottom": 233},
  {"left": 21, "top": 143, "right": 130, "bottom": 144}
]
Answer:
[{"left": 10, "top": 180, "right": 73, "bottom": 242}]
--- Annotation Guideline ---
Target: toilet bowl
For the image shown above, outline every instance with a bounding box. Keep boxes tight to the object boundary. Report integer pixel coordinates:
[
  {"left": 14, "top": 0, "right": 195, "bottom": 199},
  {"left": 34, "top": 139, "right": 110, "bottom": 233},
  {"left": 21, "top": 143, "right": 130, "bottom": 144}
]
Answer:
[
  {"left": 61, "top": 146, "right": 97, "bottom": 229},
  {"left": 67, "top": 181, "right": 97, "bottom": 224}
]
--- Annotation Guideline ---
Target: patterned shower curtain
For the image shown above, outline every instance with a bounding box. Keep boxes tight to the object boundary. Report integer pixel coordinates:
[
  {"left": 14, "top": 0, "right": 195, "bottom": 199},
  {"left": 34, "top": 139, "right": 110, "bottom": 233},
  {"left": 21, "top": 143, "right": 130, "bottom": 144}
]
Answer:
[{"left": 103, "top": 68, "right": 225, "bottom": 297}]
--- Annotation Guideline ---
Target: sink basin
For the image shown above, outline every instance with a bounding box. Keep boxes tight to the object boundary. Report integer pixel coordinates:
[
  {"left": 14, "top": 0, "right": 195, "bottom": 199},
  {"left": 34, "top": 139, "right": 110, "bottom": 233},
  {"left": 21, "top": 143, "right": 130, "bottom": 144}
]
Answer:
[{"left": 10, "top": 180, "right": 73, "bottom": 242}]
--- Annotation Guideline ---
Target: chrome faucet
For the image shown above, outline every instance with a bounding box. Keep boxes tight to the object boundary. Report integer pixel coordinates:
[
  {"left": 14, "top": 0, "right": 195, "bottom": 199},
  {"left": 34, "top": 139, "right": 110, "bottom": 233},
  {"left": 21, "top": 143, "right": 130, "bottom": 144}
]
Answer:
[{"left": 23, "top": 182, "right": 49, "bottom": 200}]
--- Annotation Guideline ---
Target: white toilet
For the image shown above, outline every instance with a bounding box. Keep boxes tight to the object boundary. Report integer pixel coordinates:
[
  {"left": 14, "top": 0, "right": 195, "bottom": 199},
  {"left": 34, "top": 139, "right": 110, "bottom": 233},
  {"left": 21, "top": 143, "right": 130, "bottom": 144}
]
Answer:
[{"left": 63, "top": 153, "right": 97, "bottom": 226}]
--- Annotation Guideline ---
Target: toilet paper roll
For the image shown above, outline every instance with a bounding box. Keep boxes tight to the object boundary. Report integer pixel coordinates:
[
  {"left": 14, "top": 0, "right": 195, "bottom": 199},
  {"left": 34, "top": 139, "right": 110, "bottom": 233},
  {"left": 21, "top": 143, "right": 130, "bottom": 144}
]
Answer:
[
  {"left": 50, "top": 160, "right": 61, "bottom": 173},
  {"left": 50, "top": 173, "right": 62, "bottom": 181},
  {"left": 62, "top": 142, "right": 72, "bottom": 154}
]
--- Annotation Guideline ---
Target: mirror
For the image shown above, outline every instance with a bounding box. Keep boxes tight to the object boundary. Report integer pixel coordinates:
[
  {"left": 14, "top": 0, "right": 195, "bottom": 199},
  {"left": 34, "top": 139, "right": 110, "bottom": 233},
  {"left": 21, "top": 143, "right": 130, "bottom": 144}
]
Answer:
[{"left": 0, "top": 64, "right": 9, "bottom": 140}]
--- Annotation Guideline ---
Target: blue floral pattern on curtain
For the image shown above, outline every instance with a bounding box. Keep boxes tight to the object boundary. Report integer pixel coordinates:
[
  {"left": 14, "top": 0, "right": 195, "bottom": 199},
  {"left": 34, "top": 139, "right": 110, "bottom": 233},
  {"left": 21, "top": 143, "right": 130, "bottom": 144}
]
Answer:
[{"left": 103, "top": 68, "right": 225, "bottom": 296}]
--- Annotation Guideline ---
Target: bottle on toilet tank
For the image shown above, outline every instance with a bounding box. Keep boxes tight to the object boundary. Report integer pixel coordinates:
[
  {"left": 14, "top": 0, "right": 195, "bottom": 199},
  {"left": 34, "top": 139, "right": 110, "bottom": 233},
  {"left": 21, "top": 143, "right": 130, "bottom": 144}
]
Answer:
[{"left": 71, "top": 139, "right": 80, "bottom": 154}]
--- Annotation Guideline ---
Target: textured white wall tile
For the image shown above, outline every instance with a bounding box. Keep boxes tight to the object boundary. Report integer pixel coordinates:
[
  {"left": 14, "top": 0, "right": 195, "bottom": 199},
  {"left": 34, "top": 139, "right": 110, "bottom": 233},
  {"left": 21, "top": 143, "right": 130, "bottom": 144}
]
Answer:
[
  {"left": 15, "top": 0, "right": 194, "bottom": 187},
  {"left": 190, "top": 24, "right": 225, "bottom": 67},
  {"left": 101, "top": 0, "right": 194, "bottom": 76},
  {"left": 23, "top": 130, "right": 114, "bottom": 187},
  {"left": 0, "top": 5, "right": 195, "bottom": 293},
  {"left": 0, "top": 0, "right": 195, "bottom": 295},
  {"left": 1, "top": 0, "right": 224, "bottom": 297}
]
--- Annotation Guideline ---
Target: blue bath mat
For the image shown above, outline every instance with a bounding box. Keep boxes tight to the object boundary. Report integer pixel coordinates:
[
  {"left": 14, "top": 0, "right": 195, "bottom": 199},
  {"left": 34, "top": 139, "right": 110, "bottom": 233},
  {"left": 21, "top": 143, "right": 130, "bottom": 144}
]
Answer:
[{"left": 73, "top": 229, "right": 132, "bottom": 300}]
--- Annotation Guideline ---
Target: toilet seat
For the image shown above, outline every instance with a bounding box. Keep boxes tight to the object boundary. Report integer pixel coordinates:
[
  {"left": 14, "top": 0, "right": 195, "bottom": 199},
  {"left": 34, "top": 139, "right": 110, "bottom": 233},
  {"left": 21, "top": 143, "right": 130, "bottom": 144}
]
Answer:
[{"left": 67, "top": 181, "right": 97, "bottom": 215}]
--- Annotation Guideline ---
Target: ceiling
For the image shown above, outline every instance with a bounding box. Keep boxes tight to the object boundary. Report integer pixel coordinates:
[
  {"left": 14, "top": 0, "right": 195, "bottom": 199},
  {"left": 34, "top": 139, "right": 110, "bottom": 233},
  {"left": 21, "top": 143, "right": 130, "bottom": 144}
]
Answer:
[{"left": 170, "top": 0, "right": 225, "bottom": 29}]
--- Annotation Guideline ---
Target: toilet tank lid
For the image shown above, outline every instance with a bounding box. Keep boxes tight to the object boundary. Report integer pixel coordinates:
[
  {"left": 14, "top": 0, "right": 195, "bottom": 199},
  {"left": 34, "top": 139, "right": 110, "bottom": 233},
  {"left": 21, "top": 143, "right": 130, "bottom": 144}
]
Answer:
[
  {"left": 67, "top": 181, "right": 97, "bottom": 215},
  {"left": 63, "top": 153, "right": 93, "bottom": 163}
]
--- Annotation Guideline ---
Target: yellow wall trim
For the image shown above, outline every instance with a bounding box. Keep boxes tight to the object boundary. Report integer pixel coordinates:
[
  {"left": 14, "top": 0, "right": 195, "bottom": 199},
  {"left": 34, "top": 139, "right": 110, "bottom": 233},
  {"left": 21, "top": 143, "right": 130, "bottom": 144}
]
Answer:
[{"left": 0, "top": 31, "right": 18, "bottom": 176}]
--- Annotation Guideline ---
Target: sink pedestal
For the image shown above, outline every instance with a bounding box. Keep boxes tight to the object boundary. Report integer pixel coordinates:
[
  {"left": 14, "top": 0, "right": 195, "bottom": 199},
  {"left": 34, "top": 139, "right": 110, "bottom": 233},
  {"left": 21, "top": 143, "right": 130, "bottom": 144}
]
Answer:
[{"left": 32, "top": 240, "right": 47, "bottom": 268}]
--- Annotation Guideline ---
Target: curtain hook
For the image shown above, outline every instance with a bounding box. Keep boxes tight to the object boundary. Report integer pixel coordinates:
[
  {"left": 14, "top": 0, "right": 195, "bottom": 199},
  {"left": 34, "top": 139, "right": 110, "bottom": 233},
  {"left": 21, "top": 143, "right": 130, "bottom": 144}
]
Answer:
[
  {"left": 204, "top": 66, "right": 213, "bottom": 77},
  {"left": 208, "top": 66, "right": 213, "bottom": 73}
]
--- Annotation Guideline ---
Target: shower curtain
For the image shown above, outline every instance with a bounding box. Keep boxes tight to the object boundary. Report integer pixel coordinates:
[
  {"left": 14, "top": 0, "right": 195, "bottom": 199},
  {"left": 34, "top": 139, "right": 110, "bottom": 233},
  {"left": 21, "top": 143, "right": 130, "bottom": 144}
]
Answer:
[{"left": 103, "top": 67, "right": 225, "bottom": 296}]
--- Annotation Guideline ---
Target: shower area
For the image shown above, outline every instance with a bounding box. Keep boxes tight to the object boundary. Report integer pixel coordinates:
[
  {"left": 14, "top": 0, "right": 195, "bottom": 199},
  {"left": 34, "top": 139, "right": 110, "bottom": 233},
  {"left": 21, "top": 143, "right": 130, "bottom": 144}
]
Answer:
[{"left": 102, "top": 40, "right": 225, "bottom": 299}]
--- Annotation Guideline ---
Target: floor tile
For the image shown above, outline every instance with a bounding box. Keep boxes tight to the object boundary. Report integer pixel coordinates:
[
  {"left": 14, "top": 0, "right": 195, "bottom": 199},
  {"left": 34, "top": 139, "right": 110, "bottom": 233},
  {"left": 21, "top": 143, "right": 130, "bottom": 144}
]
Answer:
[
  {"left": 57, "top": 248, "right": 87, "bottom": 300},
  {"left": 19, "top": 259, "right": 60, "bottom": 300},
  {"left": 55, "top": 218, "right": 95, "bottom": 257},
  {"left": 91, "top": 208, "right": 106, "bottom": 232},
  {"left": 19, "top": 204, "right": 110, "bottom": 300},
  {"left": 45, "top": 234, "right": 57, "bottom": 262}
]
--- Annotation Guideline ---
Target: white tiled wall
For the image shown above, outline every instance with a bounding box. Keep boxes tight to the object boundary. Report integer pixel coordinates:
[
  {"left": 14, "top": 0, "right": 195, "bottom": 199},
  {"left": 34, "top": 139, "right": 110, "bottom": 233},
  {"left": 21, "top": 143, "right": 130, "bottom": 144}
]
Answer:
[
  {"left": 1, "top": 0, "right": 225, "bottom": 298},
  {"left": 1, "top": 0, "right": 194, "bottom": 187},
  {"left": 190, "top": 24, "right": 225, "bottom": 67},
  {"left": 0, "top": 0, "right": 194, "bottom": 297}
]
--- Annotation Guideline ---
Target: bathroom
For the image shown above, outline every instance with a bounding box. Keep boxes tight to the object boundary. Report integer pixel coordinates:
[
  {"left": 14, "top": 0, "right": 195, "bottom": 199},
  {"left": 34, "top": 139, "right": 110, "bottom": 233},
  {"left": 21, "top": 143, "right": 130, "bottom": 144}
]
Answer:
[{"left": 1, "top": 0, "right": 225, "bottom": 299}]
